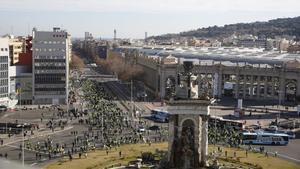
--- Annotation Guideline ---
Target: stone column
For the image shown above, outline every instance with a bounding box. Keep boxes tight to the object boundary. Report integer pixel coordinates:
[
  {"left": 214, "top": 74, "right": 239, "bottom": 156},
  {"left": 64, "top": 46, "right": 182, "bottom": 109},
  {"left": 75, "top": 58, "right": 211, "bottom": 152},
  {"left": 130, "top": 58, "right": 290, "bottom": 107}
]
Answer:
[
  {"left": 279, "top": 76, "right": 285, "bottom": 104},
  {"left": 196, "top": 116, "right": 202, "bottom": 168},
  {"left": 250, "top": 75, "right": 254, "bottom": 98},
  {"left": 160, "top": 67, "right": 165, "bottom": 99},
  {"left": 218, "top": 68, "right": 223, "bottom": 99},
  {"left": 264, "top": 76, "right": 268, "bottom": 98},
  {"left": 200, "top": 115, "right": 208, "bottom": 167},
  {"left": 235, "top": 74, "right": 240, "bottom": 99},
  {"left": 271, "top": 76, "right": 275, "bottom": 99},
  {"left": 257, "top": 76, "right": 261, "bottom": 99},
  {"left": 155, "top": 65, "right": 160, "bottom": 96},
  {"left": 297, "top": 79, "right": 300, "bottom": 97},
  {"left": 168, "top": 115, "right": 176, "bottom": 163},
  {"left": 243, "top": 75, "right": 246, "bottom": 99}
]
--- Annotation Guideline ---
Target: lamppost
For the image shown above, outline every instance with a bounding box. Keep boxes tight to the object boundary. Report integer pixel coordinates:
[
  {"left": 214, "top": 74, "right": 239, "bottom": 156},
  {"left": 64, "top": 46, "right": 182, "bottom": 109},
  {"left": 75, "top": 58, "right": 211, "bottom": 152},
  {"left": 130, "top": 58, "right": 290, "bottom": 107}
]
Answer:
[
  {"left": 20, "top": 125, "right": 25, "bottom": 167},
  {"left": 122, "top": 80, "right": 134, "bottom": 119}
]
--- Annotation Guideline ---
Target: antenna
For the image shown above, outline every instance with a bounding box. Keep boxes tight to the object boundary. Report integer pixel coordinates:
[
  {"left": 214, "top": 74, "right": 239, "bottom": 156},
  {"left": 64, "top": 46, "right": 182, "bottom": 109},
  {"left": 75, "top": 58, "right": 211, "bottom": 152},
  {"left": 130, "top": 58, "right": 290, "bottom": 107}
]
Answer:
[
  {"left": 27, "top": 23, "right": 30, "bottom": 36},
  {"left": 10, "top": 26, "right": 14, "bottom": 35}
]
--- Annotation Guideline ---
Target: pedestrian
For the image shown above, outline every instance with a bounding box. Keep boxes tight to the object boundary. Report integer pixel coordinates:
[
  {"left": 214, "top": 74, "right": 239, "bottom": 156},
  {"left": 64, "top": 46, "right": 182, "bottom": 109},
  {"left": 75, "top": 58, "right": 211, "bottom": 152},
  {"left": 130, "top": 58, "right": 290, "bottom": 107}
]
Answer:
[
  {"left": 265, "top": 151, "right": 268, "bottom": 158},
  {"left": 19, "top": 152, "right": 22, "bottom": 160},
  {"left": 225, "top": 151, "right": 227, "bottom": 158},
  {"left": 106, "top": 150, "right": 109, "bottom": 155},
  {"left": 79, "top": 152, "right": 82, "bottom": 159},
  {"left": 119, "top": 151, "right": 122, "bottom": 158},
  {"left": 245, "top": 150, "right": 248, "bottom": 158},
  {"left": 275, "top": 151, "right": 278, "bottom": 157},
  {"left": 4, "top": 152, "right": 7, "bottom": 159}
]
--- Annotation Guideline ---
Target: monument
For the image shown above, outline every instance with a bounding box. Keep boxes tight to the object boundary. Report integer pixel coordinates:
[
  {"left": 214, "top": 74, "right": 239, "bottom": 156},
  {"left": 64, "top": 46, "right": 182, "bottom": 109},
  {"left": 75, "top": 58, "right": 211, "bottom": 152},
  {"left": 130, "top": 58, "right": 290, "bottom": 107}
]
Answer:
[{"left": 166, "top": 61, "right": 215, "bottom": 169}]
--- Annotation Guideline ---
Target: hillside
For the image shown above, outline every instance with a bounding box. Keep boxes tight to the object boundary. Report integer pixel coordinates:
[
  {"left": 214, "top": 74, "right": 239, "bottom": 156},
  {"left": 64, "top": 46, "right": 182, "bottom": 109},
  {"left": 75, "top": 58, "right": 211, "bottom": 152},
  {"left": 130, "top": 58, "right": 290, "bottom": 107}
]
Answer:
[{"left": 151, "top": 16, "right": 300, "bottom": 40}]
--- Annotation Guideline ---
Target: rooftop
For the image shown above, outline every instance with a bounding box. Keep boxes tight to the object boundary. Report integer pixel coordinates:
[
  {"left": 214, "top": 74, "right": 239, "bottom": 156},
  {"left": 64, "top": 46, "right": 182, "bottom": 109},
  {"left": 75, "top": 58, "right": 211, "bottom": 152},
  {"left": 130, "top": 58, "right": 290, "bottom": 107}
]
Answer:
[{"left": 119, "top": 46, "right": 300, "bottom": 66}]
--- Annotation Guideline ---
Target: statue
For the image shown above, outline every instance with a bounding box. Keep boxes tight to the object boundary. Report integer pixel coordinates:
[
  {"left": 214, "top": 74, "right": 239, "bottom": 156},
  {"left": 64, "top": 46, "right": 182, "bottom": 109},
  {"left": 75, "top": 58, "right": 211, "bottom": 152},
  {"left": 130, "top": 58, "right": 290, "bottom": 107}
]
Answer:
[{"left": 175, "top": 61, "right": 211, "bottom": 100}]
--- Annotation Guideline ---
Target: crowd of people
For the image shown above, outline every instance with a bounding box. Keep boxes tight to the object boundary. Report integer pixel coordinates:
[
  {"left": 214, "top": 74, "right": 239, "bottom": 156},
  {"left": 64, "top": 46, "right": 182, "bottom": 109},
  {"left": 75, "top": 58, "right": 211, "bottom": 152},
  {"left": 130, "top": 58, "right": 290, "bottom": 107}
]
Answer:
[{"left": 208, "top": 119, "right": 242, "bottom": 147}]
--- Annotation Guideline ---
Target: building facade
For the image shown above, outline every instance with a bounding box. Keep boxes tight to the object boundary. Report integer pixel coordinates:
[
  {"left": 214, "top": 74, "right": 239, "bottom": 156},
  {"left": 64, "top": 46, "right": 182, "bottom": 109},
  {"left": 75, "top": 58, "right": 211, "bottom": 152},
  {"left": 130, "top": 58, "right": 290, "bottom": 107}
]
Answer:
[
  {"left": 118, "top": 46, "right": 300, "bottom": 104},
  {"left": 0, "top": 38, "right": 10, "bottom": 106},
  {"left": 32, "top": 27, "right": 71, "bottom": 105},
  {"left": 4, "top": 35, "right": 26, "bottom": 65}
]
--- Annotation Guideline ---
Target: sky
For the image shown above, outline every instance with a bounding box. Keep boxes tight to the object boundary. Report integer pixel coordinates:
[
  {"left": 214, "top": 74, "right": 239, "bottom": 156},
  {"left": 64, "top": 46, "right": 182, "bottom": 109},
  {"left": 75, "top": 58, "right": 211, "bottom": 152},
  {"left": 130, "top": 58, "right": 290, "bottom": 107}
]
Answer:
[{"left": 0, "top": 0, "right": 300, "bottom": 39}]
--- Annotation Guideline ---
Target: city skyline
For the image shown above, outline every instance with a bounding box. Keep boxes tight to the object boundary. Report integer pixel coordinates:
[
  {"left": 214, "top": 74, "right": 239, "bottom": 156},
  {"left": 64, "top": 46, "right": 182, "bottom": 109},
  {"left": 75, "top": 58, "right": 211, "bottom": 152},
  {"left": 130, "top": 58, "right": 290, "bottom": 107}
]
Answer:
[{"left": 0, "top": 0, "right": 300, "bottom": 38}]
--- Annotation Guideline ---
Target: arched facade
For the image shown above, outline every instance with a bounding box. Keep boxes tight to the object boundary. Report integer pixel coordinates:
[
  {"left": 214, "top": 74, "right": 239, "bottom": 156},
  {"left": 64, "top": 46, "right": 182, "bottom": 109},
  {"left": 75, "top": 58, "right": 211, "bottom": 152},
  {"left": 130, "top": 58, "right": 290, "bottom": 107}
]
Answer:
[{"left": 159, "top": 63, "right": 300, "bottom": 104}]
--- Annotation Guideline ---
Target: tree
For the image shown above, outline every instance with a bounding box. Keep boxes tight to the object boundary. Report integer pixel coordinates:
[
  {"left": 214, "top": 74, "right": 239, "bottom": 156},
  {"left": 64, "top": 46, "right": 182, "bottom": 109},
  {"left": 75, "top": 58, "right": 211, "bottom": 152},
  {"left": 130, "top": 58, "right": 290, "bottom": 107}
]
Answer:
[{"left": 70, "top": 53, "right": 85, "bottom": 71}]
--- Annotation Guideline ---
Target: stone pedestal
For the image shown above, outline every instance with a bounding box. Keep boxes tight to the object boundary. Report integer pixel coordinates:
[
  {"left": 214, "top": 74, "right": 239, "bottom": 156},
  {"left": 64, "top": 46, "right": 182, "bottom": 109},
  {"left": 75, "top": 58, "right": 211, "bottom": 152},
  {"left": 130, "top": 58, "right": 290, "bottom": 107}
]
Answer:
[{"left": 167, "top": 99, "right": 214, "bottom": 169}]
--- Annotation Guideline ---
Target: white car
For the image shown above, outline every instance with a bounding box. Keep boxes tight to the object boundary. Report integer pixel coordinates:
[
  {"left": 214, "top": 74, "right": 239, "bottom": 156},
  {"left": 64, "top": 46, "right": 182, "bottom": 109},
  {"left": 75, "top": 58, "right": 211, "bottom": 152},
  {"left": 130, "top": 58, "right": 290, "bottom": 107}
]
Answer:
[
  {"left": 268, "top": 125, "right": 278, "bottom": 131},
  {"left": 138, "top": 127, "right": 145, "bottom": 132}
]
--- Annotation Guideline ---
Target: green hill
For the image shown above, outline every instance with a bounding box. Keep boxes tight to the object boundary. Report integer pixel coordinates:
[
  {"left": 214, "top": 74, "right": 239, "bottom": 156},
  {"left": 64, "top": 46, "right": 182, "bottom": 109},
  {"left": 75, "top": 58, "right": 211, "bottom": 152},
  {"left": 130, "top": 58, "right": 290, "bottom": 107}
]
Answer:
[{"left": 151, "top": 16, "right": 300, "bottom": 40}]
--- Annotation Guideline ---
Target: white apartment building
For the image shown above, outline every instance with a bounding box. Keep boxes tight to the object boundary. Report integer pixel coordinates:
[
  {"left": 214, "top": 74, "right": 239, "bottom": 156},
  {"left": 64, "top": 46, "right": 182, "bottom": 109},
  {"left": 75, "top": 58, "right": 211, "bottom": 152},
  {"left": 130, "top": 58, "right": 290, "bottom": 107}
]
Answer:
[
  {"left": 32, "top": 27, "right": 71, "bottom": 105},
  {"left": 0, "top": 38, "right": 10, "bottom": 106}
]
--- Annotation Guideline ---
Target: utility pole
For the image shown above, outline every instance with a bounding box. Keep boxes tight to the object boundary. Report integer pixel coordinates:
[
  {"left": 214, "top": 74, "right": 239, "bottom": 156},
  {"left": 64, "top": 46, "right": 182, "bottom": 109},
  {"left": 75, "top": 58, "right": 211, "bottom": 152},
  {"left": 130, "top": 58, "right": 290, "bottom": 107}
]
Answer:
[
  {"left": 131, "top": 79, "right": 134, "bottom": 118},
  {"left": 19, "top": 85, "right": 22, "bottom": 108},
  {"left": 101, "top": 111, "right": 104, "bottom": 142},
  {"left": 22, "top": 126, "right": 25, "bottom": 166}
]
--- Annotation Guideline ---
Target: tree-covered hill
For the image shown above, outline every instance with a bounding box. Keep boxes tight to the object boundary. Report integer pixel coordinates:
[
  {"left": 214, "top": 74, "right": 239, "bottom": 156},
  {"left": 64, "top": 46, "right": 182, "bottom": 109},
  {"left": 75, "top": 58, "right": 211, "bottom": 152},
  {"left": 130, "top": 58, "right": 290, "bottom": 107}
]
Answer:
[{"left": 151, "top": 16, "right": 300, "bottom": 40}]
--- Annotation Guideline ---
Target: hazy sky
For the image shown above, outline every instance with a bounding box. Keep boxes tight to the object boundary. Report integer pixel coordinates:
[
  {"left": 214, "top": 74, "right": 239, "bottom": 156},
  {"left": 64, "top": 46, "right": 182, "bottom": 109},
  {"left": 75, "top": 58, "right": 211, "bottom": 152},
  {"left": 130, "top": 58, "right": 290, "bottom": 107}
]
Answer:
[{"left": 0, "top": 0, "right": 300, "bottom": 38}]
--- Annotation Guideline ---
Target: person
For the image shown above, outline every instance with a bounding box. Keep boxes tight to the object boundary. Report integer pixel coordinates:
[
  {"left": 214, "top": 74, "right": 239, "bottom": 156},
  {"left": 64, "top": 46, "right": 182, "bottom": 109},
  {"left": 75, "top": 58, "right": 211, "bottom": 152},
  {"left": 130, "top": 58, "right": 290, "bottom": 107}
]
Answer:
[
  {"left": 4, "top": 152, "right": 7, "bottom": 159},
  {"left": 265, "top": 151, "right": 268, "bottom": 158},
  {"left": 119, "top": 151, "right": 122, "bottom": 158},
  {"left": 19, "top": 152, "right": 22, "bottom": 160},
  {"left": 245, "top": 150, "right": 248, "bottom": 158},
  {"left": 225, "top": 151, "right": 227, "bottom": 158},
  {"left": 69, "top": 153, "right": 72, "bottom": 161},
  {"left": 79, "top": 152, "right": 82, "bottom": 159},
  {"left": 275, "top": 151, "right": 278, "bottom": 157}
]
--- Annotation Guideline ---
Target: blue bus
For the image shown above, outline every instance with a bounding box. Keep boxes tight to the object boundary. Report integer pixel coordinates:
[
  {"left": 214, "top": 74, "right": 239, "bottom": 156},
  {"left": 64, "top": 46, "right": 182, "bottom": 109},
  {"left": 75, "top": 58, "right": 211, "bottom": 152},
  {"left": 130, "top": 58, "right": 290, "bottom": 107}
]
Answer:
[
  {"left": 151, "top": 109, "right": 169, "bottom": 123},
  {"left": 242, "top": 131, "right": 289, "bottom": 145}
]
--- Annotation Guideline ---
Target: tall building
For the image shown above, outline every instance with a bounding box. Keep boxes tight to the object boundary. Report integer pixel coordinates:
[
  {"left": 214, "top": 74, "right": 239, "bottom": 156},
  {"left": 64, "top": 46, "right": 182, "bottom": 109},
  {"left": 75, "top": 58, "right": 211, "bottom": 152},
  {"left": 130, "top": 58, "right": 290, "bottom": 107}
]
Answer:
[
  {"left": 84, "top": 32, "right": 93, "bottom": 41},
  {"left": 32, "top": 27, "right": 71, "bottom": 105},
  {"left": 114, "top": 29, "right": 117, "bottom": 40},
  {"left": 0, "top": 38, "right": 10, "bottom": 106}
]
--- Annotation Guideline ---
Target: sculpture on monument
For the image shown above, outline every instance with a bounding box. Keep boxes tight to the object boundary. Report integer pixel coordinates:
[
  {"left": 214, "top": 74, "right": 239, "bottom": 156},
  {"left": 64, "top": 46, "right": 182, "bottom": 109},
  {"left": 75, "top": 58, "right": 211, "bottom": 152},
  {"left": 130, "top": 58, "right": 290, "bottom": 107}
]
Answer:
[
  {"left": 166, "top": 61, "right": 214, "bottom": 169},
  {"left": 175, "top": 61, "right": 211, "bottom": 100}
]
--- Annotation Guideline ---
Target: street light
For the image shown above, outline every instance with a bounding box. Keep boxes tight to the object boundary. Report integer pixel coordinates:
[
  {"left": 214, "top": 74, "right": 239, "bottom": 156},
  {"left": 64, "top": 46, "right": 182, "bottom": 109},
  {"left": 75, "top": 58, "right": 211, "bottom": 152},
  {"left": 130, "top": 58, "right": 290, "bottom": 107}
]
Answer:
[
  {"left": 121, "top": 80, "right": 134, "bottom": 118},
  {"left": 19, "top": 125, "right": 25, "bottom": 167}
]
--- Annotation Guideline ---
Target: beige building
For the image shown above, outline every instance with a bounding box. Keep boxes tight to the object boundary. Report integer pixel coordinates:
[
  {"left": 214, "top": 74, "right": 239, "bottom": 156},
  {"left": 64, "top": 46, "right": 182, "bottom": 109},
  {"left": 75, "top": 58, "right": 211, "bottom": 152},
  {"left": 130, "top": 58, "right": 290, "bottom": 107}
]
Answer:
[{"left": 5, "top": 35, "right": 25, "bottom": 65}]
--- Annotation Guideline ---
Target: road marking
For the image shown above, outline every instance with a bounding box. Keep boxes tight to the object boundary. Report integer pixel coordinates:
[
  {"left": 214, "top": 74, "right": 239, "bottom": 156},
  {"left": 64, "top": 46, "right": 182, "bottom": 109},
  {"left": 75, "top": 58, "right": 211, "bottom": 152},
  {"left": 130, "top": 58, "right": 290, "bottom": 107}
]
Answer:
[
  {"left": 30, "top": 163, "right": 37, "bottom": 166},
  {"left": 251, "top": 147, "right": 300, "bottom": 163},
  {"left": 0, "top": 126, "right": 74, "bottom": 147},
  {"left": 271, "top": 152, "right": 300, "bottom": 163}
]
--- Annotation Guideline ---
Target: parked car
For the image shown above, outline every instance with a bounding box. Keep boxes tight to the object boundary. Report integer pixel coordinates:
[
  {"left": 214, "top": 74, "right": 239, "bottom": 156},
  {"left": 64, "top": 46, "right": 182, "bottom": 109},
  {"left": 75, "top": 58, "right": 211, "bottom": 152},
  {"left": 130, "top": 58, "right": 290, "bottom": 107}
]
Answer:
[
  {"left": 138, "top": 126, "right": 145, "bottom": 132},
  {"left": 148, "top": 125, "right": 160, "bottom": 131},
  {"left": 0, "top": 105, "right": 7, "bottom": 112}
]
